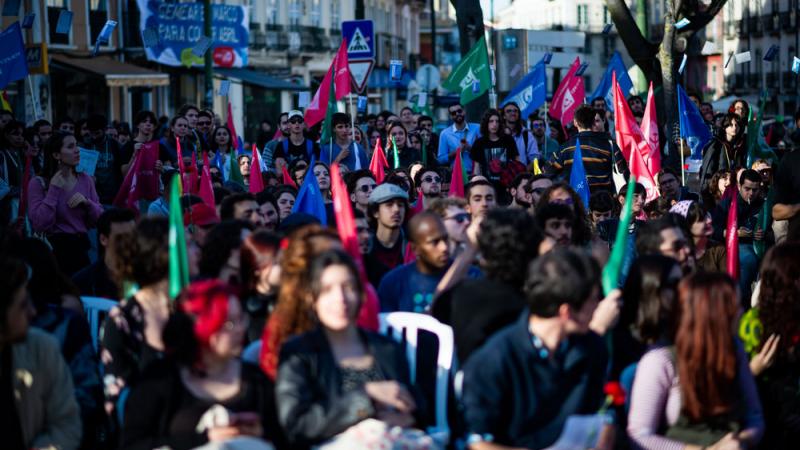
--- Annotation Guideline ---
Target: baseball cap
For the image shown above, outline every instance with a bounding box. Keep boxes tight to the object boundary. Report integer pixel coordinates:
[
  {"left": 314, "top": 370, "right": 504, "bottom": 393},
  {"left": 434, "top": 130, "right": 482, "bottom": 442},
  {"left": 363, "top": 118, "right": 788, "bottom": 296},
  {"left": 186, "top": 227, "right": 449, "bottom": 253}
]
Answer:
[
  {"left": 287, "top": 110, "right": 303, "bottom": 121},
  {"left": 368, "top": 183, "right": 409, "bottom": 205},
  {"left": 184, "top": 203, "right": 220, "bottom": 227}
]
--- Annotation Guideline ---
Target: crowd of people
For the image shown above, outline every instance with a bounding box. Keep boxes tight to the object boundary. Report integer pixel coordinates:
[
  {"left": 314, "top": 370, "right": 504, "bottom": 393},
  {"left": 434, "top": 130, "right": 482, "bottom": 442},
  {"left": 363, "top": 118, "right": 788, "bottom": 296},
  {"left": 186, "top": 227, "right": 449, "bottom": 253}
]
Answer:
[{"left": 0, "top": 91, "right": 799, "bottom": 450}]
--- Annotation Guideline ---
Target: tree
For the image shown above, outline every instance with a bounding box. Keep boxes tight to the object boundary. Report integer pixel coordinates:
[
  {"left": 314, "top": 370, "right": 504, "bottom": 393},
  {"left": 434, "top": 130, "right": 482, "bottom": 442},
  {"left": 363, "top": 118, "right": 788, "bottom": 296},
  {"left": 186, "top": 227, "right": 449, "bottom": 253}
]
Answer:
[
  {"left": 606, "top": 0, "right": 727, "bottom": 170},
  {"left": 450, "top": 0, "right": 489, "bottom": 120}
]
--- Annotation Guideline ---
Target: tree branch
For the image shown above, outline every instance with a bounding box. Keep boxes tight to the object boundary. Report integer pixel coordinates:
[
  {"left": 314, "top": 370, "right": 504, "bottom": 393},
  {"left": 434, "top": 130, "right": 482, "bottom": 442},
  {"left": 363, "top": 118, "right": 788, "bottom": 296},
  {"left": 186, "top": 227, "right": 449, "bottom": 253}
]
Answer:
[
  {"left": 678, "top": 0, "right": 728, "bottom": 36},
  {"left": 606, "top": 0, "right": 660, "bottom": 68}
]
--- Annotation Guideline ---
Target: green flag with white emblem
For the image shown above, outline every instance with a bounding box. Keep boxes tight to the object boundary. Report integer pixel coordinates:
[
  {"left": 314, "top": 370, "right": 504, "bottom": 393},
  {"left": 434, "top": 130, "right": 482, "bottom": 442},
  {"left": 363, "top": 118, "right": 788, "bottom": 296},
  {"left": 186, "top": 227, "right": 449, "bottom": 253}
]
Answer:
[{"left": 441, "top": 36, "right": 491, "bottom": 105}]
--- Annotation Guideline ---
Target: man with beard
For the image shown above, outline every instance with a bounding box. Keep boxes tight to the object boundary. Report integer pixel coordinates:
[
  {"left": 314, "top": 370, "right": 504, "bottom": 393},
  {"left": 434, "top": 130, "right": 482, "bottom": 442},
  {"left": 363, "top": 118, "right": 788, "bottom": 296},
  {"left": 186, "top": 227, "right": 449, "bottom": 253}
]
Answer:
[
  {"left": 84, "top": 114, "right": 123, "bottom": 204},
  {"left": 508, "top": 173, "right": 534, "bottom": 209},
  {"left": 503, "top": 102, "right": 539, "bottom": 166},
  {"left": 537, "top": 203, "right": 574, "bottom": 246},
  {"left": 366, "top": 183, "right": 409, "bottom": 286},
  {"left": 531, "top": 116, "right": 560, "bottom": 163},
  {"left": 378, "top": 212, "right": 457, "bottom": 313},
  {"left": 413, "top": 167, "right": 442, "bottom": 208},
  {"left": 262, "top": 112, "right": 289, "bottom": 169},
  {"left": 438, "top": 103, "right": 480, "bottom": 173}
]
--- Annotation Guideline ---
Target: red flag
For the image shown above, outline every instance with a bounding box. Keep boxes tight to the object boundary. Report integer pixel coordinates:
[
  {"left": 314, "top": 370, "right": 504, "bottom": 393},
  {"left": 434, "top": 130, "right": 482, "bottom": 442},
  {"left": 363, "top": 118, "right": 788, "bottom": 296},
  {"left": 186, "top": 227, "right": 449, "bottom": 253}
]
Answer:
[
  {"left": 187, "top": 149, "right": 199, "bottom": 194},
  {"left": 725, "top": 186, "right": 739, "bottom": 280},
  {"left": 227, "top": 102, "right": 240, "bottom": 152},
  {"left": 612, "top": 73, "right": 658, "bottom": 202},
  {"left": 281, "top": 164, "right": 297, "bottom": 188},
  {"left": 550, "top": 57, "right": 585, "bottom": 128},
  {"left": 333, "top": 40, "right": 351, "bottom": 100},
  {"left": 641, "top": 82, "right": 661, "bottom": 175},
  {"left": 368, "top": 137, "right": 388, "bottom": 183},
  {"left": 330, "top": 163, "right": 378, "bottom": 331},
  {"left": 249, "top": 144, "right": 265, "bottom": 194},
  {"left": 113, "top": 141, "right": 160, "bottom": 212},
  {"left": 305, "top": 44, "right": 350, "bottom": 127},
  {"left": 448, "top": 149, "right": 465, "bottom": 198},
  {"left": 199, "top": 151, "right": 216, "bottom": 209}
]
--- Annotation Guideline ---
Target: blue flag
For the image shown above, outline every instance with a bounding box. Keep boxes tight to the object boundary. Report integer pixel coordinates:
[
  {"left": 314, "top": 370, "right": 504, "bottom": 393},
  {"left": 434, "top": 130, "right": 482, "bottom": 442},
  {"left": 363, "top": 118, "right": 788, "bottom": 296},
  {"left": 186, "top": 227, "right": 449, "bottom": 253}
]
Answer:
[
  {"left": 0, "top": 22, "right": 29, "bottom": 90},
  {"left": 677, "top": 84, "right": 712, "bottom": 159},
  {"left": 212, "top": 150, "right": 225, "bottom": 181},
  {"left": 589, "top": 52, "right": 632, "bottom": 113},
  {"left": 569, "top": 138, "right": 590, "bottom": 211},
  {"left": 291, "top": 156, "right": 328, "bottom": 225},
  {"left": 501, "top": 60, "right": 546, "bottom": 118}
]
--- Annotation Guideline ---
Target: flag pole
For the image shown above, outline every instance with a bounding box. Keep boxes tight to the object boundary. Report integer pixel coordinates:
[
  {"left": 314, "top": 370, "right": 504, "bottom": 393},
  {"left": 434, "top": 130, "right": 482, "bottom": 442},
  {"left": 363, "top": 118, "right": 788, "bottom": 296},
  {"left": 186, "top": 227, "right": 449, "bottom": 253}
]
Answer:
[
  {"left": 26, "top": 76, "right": 41, "bottom": 120},
  {"left": 679, "top": 139, "right": 686, "bottom": 186},
  {"left": 349, "top": 93, "right": 356, "bottom": 154}
]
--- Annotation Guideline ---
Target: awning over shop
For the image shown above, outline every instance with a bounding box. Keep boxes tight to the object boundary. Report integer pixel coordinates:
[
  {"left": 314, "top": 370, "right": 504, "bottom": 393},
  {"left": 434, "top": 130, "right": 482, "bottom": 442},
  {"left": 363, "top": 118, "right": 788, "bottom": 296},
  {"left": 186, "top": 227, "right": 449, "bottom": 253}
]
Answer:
[
  {"left": 367, "top": 68, "right": 414, "bottom": 89},
  {"left": 50, "top": 55, "right": 170, "bottom": 87},
  {"left": 215, "top": 68, "right": 307, "bottom": 91}
]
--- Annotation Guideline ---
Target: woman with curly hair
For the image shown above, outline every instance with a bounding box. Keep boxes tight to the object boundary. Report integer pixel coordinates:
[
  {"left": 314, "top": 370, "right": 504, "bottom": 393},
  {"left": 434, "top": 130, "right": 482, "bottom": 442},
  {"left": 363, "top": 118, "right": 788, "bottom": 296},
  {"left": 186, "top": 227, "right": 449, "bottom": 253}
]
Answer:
[
  {"left": 628, "top": 272, "right": 764, "bottom": 450},
  {"left": 744, "top": 242, "right": 800, "bottom": 449},
  {"left": 101, "top": 217, "right": 171, "bottom": 417},
  {"left": 259, "top": 224, "right": 379, "bottom": 379}
]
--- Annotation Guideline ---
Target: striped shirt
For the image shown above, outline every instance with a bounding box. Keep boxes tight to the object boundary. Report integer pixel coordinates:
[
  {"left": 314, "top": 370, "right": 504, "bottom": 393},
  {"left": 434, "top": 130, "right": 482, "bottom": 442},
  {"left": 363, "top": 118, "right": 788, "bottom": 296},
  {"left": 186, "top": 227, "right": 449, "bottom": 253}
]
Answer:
[{"left": 551, "top": 131, "right": 626, "bottom": 193}]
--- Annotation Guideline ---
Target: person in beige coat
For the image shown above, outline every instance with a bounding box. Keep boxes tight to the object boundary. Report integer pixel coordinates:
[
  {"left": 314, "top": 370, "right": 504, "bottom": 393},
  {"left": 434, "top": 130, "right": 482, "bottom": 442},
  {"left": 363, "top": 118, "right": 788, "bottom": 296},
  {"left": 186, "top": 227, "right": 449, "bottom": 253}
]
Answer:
[{"left": 1, "top": 256, "right": 82, "bottom": 450}]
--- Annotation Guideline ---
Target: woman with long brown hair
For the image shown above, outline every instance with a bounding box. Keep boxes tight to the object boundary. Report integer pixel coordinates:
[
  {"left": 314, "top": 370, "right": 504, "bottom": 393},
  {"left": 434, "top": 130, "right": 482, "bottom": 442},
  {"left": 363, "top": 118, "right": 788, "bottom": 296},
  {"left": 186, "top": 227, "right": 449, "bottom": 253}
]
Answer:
[
  {"left": 745, "top": 242, "right": 800, "bottom": 449},
  {"left": 627, "top": 272, "right": 764, "bottom": 450},
  {"left": 239, "top": 230, "right": 281, "bottom": 344}
]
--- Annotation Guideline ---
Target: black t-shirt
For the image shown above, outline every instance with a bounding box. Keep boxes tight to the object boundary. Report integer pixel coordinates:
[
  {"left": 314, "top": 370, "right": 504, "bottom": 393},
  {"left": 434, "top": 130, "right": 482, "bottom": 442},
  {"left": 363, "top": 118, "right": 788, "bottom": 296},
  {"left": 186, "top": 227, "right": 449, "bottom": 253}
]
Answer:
[
  {"left": 469, "top": 135, "right": 519, "bottom": 179},
  {"left": 273, "top": 138, "right": 320, "bottom": 163},
  {"left": 773, "top": 150, "right": 800, "bottom": 239}
]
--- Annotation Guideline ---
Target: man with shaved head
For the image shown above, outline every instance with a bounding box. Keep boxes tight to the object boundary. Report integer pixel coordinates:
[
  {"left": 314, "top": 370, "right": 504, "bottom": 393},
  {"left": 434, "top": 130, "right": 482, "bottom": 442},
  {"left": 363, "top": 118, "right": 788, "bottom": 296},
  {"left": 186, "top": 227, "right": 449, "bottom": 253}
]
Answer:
[{"left": 377, "top": 211, "right": 458, "bottom": 312}]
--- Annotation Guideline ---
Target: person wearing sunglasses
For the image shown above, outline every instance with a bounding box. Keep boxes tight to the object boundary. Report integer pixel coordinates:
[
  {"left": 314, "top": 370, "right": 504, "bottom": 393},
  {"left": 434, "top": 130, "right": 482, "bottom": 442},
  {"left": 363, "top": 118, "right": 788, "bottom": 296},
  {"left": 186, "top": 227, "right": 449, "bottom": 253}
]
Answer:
[
  {"left": 346, "top": 169, "right": 377, "bottom": 215},
  {"left": 437, "top": 103, "right": 480, "bottom": 173},
  {"left": 273, "top": 110, "right": 319, "bottom": 164},
  {"left": 412, "top": 167, "right": 442, "bottom": 208},
  {"left": 429, "top": 197, "right": 471, "bottom": 258}
]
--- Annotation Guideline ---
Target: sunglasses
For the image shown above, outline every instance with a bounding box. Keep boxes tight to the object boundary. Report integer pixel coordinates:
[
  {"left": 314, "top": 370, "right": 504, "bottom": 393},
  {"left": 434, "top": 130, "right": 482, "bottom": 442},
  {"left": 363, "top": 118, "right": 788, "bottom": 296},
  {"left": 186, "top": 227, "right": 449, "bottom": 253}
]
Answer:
[
  {"left": 422, "top": 176, "right": 441, "bottom": 183},
  {"left": 197, "top": 120, "right": 212, "bottom": 126},
  {"left": 449, "top": 109, "right": 464, "bottom": 116},
  {"left": 359, "top": 183, "right": 378, "bottom": 193},
  {"left": 531, "top": 123, "right": 544, "bottom": 129},
  {"left": 289, "top": 118, "right": 303, "bottom": 124},
  {"left": 445, "top": 213, "right": 471, "bottom": 224},
  {"left": 525, "top": 186, "right": 546, "bottom": 195}
]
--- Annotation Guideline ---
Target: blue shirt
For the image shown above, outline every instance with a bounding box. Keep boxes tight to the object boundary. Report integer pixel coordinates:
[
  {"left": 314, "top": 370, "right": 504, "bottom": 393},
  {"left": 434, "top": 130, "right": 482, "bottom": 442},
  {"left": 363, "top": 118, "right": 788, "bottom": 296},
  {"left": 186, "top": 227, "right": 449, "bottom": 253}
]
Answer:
[
  {"left": 319, "top": 141, "right": 368, "bottom": 171},
  {"left": 437, "top": 122, "right": 480, "bottom": 173},
  {"left": 377, "top": 262, "right": 480, "bottom": 313}
]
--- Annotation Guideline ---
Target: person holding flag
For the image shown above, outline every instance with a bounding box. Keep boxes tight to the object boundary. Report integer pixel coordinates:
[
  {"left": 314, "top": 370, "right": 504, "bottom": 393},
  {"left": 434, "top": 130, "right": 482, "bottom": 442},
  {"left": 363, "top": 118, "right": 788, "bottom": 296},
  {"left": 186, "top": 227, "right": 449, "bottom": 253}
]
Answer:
[
  {"left": 320, "top": 113, "right": 368, "bottom": 171},
  {"left": 437, "top": 103, "right": 480, "bottom": 173},
  {"left": 551, "top": 105, "right": 626, "bottom": 194}
]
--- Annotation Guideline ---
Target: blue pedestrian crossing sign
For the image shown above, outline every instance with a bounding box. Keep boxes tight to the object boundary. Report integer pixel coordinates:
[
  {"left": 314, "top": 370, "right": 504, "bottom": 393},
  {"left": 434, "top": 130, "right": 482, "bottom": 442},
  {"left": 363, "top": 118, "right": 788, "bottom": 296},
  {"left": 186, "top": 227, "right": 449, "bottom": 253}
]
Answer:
[{"left": 342, "top": 20, "right": 374, "bottom": 59}]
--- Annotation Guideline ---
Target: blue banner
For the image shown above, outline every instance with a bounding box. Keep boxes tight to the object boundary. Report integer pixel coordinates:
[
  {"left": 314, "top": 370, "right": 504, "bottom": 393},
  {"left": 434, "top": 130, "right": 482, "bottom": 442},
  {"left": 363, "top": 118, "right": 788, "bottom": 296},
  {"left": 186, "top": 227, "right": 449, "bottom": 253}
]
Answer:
[
  {"left": 137, "top": 0, "right": 248, "bottom": 68},
  {"left": 0, "top": 22, "right": 28, "bottom": 90},
  {"left": 570, "top": 138, "right": 590, "bottom": 211},
  {"left": 292, "top": 157, "right": 328, "bottom": 225},
  {"left": 677, "top": 84, "right": 712, "bottom": 159},
  {"left": 501, "top": 60, "right": 546, "bottom": 119},
  {"left": 590, "top": 52, "right": 633, "bottom": 112}
]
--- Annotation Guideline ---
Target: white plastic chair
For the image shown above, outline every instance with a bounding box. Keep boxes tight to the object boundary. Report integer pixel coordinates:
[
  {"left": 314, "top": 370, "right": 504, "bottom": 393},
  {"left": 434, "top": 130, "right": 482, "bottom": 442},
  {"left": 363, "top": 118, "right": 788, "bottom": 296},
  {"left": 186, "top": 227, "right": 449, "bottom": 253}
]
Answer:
[
  {"left": 242, "top": 339, "right": 262, "bottom": 364},
  {"left": 81, "top": 296, "right": 117, "bottom": 352},
  {"left": 378, "top": 312, "right": 454, "bottom": 440}
]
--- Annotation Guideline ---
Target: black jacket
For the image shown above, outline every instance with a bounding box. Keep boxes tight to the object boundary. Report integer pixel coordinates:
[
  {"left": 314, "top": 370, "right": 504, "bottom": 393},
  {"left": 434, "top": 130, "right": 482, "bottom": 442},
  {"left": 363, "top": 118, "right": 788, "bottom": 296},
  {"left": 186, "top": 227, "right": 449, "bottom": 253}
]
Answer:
[
  {"left": 275, "top": 327, "right": 429, "bottom": 448},
  {"left": 700, "top": 137, "right": 745, "bottom": 189}
]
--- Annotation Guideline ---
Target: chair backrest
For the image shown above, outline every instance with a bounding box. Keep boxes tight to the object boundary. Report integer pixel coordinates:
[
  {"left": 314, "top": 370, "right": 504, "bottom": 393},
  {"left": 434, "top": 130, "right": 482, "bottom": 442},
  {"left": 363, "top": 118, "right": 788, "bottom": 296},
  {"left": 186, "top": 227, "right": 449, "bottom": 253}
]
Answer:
[
  {"left": 81, "top": 296, "right": 117, "bottom": 352},
  {"left": 378, "top": 312, "right": 454, "bottom": 437}
]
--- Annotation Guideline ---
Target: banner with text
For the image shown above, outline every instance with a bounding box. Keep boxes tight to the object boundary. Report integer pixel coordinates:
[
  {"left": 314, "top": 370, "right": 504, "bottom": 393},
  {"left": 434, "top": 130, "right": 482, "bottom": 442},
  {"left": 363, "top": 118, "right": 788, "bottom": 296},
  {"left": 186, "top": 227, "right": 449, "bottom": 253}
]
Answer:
[{"left": 137, "top": 0, "right": 248, "bottom": 68}]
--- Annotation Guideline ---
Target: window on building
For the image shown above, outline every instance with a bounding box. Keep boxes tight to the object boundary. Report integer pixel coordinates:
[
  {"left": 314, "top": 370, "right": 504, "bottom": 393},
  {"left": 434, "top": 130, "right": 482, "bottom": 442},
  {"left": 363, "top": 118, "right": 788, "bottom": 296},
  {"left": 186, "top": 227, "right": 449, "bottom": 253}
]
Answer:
[
  {"left": 311, "top": 0, "right": 321, "bottom": 27},
  {"left": 47, "top": 0, "right": 72, "bottom": 45},
  {"left": 331, "top": 1, "right": 341, "bottom": 30},
  {"left": 289, "top": 0, "right": 302, "bottom": 27},
  {"left": 577, "top": 4, "right": 589, "bottom": 27},
  {"left": 266, "top": 0, "right": 278, "bottom": 25},
  {"left": 88, "top": 0, "right": 111, "bottom": 47},
  {"left": 603, "top": 5, "right": 609, "bottom": 24}
]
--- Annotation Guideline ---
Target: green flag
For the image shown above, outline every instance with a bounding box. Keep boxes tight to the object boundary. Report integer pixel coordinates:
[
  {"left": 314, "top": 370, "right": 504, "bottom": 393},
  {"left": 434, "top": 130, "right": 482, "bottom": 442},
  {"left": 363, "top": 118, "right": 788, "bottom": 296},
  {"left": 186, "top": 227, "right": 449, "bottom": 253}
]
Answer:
[
  {"left": 229, "top": 151, "right": 244, "bottom": 185},
  {"left": 441, "top": 36, "right": 491, "bottom": 105},
  {"left": 746, "top": 92, "right": 777, "bottom": 167},
  {"left": 754, "top": 188, "right": 773, "bottom": 258},
  {"left": 319, "top": 74, "right": 337, "bottom": 147},
  {"left": 602, "top": 178, "right": 636, "bottom": 295},
  {"left": 168, "top": 176, "right": 190, "bottom": 299},
  {"left": 391, "top": 136, "right": 400, "bottom": 169}
]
